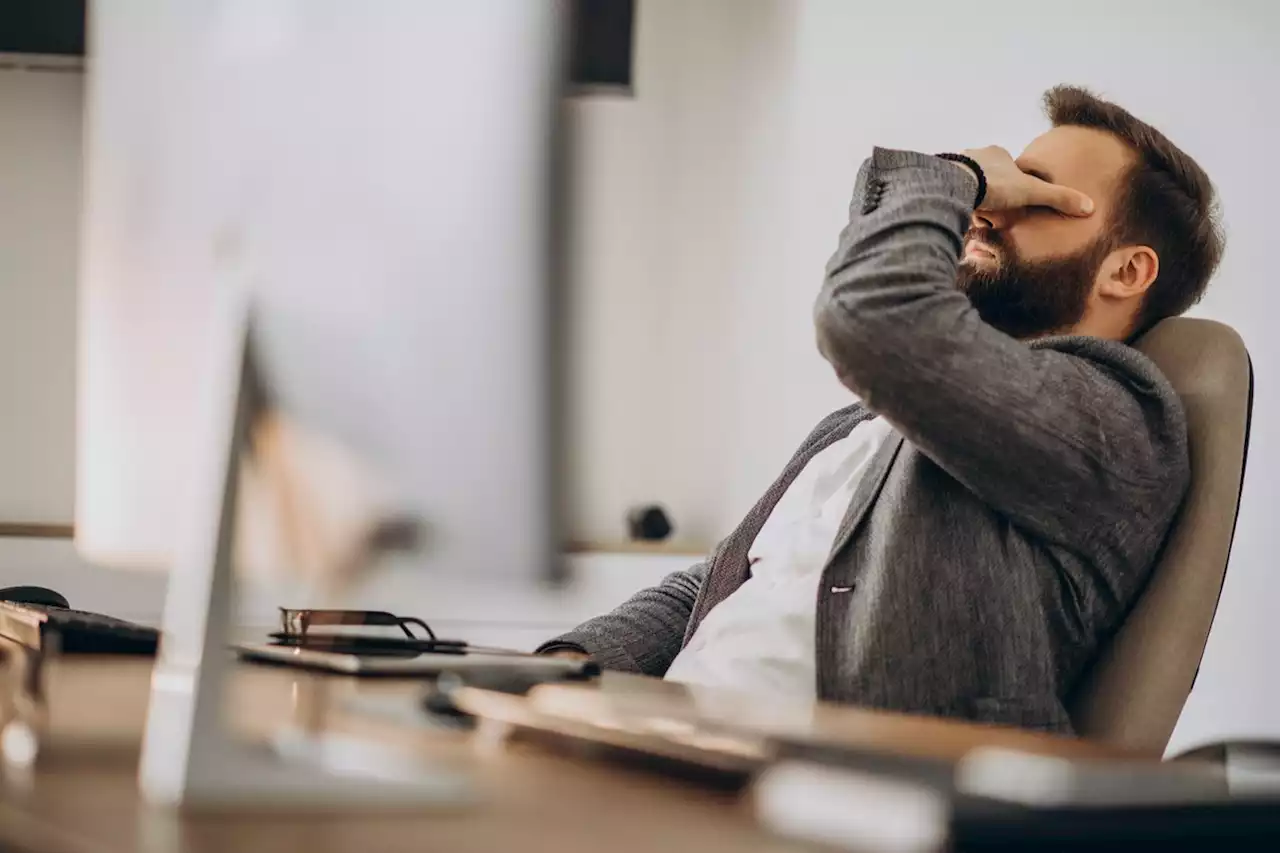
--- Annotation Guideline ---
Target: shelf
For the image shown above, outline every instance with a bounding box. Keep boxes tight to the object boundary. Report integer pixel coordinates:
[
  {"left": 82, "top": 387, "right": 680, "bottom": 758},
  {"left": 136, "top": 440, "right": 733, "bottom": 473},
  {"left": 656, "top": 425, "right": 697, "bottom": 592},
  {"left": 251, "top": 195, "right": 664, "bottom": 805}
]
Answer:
[
  {"left": 564, "top": 540, "right": 708, "bottom": 557},
  {"left": 0, "top": 522, "right": 74, "bottom": 539}
]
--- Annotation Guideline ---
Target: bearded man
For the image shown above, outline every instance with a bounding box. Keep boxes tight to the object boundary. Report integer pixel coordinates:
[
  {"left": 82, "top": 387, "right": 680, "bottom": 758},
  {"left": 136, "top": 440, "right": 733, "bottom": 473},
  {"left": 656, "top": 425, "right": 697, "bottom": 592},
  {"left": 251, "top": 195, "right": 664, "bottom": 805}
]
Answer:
[{"left": 539, "top": 86, "right": 1225, "bottom": 734}]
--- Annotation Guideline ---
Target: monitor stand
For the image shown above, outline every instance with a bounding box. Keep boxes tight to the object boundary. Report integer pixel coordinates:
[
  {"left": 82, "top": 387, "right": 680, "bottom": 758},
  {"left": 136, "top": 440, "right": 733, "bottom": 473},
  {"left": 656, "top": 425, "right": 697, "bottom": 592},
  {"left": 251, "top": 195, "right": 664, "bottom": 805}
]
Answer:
[{"left": 137, "top": 286, "right": 471, "bottom": 810}]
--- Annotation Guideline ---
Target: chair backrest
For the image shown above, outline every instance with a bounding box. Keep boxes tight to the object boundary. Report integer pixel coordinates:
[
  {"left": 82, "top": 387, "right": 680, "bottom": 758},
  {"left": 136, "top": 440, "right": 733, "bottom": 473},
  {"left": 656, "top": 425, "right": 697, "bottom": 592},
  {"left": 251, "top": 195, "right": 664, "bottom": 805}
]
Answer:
[{"left": 1068, "top": 317, "right": 1253, "bottom": 755}]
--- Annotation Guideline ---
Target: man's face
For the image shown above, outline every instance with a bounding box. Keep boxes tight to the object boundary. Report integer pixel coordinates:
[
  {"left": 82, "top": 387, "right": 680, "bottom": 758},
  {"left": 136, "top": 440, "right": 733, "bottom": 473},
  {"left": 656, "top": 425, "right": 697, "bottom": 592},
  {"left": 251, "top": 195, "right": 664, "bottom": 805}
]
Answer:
[{"left": 957, "top": 125, "right": 1135, "bottom": 338}]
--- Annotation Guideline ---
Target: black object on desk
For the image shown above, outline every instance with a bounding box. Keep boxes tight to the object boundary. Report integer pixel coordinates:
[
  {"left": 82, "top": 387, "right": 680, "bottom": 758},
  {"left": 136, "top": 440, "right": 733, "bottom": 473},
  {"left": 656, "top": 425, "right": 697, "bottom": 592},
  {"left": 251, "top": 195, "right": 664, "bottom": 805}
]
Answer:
[
  {"left": 267, "top": 633, "right": 469, "bottom": 657},
  {"left": 0, "top": 599, "right": 159, "bottom": 655},
  {"left": 0, "top": 585, "right": 70, "bottom": 609},
  {"left": 952, "top": 797, "right": 1280, "bottom": 851}
]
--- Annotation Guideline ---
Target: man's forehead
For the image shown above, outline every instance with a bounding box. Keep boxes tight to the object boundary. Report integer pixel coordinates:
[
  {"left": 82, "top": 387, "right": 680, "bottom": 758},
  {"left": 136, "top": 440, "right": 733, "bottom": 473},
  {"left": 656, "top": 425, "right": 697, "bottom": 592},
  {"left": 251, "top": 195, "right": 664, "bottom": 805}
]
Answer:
[{"left": 1016, "top": 125, "right": 1134, "bottom": 196}]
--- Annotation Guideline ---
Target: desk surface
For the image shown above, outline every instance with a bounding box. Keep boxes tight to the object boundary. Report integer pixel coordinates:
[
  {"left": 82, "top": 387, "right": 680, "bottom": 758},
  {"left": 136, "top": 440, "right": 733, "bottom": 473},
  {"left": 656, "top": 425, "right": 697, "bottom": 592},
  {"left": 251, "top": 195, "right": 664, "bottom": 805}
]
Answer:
[{"left": 0, "top": 654, "right": 1138, "bottom": 853}]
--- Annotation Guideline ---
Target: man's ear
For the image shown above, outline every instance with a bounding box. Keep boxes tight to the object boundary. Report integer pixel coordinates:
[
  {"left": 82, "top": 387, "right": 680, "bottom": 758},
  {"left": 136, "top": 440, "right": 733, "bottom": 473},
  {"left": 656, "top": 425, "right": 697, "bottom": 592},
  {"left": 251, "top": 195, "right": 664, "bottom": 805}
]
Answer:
[{"left": 1097, "top": 245, "right": 1159, "bottom": 300}]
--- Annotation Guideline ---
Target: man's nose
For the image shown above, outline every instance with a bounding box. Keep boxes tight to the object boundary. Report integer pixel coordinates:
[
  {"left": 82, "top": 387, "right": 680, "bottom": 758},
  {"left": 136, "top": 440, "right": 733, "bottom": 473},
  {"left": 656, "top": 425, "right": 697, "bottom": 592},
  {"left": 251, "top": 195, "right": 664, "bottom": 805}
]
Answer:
[{"left": 972, "top": 210, "right": 1015, "bottom": 231}]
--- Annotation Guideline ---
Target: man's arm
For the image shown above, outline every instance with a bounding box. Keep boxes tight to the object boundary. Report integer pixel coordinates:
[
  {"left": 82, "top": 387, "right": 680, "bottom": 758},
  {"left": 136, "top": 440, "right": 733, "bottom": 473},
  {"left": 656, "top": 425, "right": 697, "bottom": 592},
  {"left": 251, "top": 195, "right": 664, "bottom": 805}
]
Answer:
[
  {"left": 536, "top": 558, "right": 710, "bottom": 674},
  {"left": 813, "top": 147, "right": 1186, "bottom": 550}
]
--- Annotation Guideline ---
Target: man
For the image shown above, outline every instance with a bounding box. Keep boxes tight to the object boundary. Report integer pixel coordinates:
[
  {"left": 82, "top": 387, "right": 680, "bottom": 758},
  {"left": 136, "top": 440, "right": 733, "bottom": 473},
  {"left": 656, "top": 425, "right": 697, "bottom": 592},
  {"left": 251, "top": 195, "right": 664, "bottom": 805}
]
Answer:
[{"left": 540, "top": 86, "right": 1224, "bottom": 733}]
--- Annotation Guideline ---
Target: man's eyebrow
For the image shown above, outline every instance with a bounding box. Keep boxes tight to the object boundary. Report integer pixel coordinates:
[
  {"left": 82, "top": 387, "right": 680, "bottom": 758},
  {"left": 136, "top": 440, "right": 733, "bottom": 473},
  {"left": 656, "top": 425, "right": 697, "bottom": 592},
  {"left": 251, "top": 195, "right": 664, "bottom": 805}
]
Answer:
[{"left": 1018, "top": 163, "right": 1055, "bottom": 184}]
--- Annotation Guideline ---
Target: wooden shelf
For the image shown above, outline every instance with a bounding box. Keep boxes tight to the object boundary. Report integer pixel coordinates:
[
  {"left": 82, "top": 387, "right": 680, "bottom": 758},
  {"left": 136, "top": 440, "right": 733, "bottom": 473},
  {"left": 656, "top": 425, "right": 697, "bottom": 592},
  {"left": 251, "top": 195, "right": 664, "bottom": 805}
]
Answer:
[
  {"left": 0, "top": 522, "right": 74, "bottom": 539},
  {"left": 565, "top": 540, "right": 707, "bottom": 557}
]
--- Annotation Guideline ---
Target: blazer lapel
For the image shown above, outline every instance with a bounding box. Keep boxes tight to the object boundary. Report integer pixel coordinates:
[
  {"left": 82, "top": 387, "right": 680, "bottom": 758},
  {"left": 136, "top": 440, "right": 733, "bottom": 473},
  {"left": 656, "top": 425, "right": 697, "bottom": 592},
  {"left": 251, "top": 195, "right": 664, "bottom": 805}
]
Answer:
[{"left": 824, "top": 429, "right": 904, "bottom": 569}]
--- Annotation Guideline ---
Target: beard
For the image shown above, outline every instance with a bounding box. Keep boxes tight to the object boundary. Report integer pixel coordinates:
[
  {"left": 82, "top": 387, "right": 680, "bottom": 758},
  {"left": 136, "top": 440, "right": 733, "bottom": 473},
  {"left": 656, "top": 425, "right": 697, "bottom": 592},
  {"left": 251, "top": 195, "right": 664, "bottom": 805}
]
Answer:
[{"left": 956, "top": 227, "right": 1111, "bottom": 339}]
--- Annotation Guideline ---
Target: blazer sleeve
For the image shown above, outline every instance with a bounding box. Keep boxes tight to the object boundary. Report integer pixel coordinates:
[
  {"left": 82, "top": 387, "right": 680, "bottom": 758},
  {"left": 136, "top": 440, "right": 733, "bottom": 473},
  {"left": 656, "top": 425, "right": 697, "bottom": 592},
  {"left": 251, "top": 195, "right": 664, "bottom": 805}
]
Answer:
[
  {"left": 536, "top": 558, "right": 710, "bottom": 675},
  {"left": 813, "top": 147, "right": 1187, "bottom": 552}
]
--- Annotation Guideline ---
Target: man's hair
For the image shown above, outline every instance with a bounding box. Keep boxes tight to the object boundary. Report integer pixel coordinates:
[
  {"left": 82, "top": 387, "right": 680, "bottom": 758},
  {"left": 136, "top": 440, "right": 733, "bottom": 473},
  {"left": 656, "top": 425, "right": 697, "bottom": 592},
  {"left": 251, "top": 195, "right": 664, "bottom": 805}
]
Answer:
[{"left": 1043, "top": 85, "right": 1224, "bottom": 333}]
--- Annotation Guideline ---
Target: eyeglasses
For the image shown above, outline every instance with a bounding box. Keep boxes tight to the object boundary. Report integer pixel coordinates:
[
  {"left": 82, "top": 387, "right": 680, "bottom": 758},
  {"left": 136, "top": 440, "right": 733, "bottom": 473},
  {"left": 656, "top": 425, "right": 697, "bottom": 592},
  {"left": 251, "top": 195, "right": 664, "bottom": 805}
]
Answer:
[
  {"left": 272, "top": 608, "right": 465, "bottom": 656},
  {"left": 271, "top": 608, "right": 533, "bottom": 658},
  {"left": 277, "top": 608, "right": 437, "bottom": 641}
]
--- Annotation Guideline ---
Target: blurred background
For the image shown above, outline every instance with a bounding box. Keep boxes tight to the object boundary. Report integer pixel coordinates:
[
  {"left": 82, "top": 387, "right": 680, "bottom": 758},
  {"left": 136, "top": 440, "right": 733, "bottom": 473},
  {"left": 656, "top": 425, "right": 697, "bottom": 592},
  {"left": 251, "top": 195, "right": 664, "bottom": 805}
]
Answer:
[{"left": 0, "top": 0, "right": 1276, "bottom": 756}]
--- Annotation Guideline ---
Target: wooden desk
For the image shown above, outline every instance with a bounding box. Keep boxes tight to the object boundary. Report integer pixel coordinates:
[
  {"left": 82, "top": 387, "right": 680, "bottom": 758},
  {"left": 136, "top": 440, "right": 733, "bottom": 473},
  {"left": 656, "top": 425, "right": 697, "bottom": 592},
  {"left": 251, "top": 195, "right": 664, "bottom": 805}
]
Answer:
[{"left": 0, "top": 654, "right": 1139, "bottom": 853}]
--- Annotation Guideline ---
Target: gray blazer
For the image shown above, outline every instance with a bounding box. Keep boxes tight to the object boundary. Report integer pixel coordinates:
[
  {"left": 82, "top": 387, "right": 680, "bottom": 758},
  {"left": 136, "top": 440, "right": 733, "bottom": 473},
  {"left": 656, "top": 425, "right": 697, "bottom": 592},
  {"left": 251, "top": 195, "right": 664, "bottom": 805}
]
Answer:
[{"left": 543, "top": 148, "right": 1189, "bottom": 733}]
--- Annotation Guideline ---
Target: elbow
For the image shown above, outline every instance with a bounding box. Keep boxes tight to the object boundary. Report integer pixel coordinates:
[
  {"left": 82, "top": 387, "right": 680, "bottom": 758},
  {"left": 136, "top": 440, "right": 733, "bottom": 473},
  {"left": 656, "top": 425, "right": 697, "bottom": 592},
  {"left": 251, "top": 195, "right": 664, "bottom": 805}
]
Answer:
[{"left": 813, "top": 291, "right": 869, "bottom": 396}]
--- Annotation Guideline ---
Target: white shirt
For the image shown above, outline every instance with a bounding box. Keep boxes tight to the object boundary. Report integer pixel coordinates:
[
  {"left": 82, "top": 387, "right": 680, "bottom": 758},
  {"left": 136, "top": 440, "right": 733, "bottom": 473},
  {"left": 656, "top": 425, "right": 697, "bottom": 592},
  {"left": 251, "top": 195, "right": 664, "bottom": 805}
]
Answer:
[{"left": 665, "top": 416, "right": 894, "bottom": 698}]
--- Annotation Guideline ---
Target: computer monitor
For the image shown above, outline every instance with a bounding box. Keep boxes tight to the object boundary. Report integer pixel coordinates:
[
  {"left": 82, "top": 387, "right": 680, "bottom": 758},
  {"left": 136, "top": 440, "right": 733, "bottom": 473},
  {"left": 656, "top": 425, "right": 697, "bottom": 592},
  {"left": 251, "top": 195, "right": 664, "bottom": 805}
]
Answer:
[
  {"left": 77, "top": 1, "right": 564, "bottom": 586},
  {"left": 76, "top": 1, "right": 567, "bottom": 806}
]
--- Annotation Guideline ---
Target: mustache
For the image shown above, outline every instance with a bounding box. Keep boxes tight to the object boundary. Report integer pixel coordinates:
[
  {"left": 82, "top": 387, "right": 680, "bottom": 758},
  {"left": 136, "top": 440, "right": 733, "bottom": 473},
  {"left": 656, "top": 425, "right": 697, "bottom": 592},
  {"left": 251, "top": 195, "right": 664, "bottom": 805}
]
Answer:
[{"left": 964, "top": 227, "right": 1006, "bottom": 253}]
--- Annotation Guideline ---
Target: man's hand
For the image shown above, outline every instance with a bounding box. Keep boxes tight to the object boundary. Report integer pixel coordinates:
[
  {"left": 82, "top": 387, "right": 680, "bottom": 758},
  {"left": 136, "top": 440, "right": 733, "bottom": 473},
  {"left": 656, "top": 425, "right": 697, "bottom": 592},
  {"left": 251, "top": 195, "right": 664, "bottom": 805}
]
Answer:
[{"left": 955, "top": 145, "right": 1095, "bottom": 217}]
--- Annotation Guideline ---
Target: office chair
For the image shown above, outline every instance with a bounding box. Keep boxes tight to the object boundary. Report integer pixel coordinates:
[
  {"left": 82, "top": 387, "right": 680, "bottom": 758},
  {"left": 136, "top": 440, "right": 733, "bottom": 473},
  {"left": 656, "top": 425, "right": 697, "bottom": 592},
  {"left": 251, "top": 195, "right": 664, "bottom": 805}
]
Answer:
[{"left": 1068, "top": 317, "right": 1253, "bottom": 755}]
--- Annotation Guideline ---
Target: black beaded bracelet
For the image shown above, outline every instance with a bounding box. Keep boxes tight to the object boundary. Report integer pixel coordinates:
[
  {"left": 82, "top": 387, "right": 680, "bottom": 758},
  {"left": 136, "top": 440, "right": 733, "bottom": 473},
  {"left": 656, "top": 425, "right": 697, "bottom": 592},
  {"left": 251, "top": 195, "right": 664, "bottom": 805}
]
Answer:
[{"left": 936, "top": 152, "right": 986, "bottom": 208}]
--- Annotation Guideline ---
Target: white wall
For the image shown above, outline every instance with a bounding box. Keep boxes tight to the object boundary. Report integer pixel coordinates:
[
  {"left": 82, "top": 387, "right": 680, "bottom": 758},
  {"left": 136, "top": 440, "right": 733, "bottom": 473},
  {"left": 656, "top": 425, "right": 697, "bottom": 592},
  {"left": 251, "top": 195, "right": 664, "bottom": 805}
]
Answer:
[
  {"left": 0, "top": 70, "right": 78, "bottom": 524},
  {"left": 567, "top": 0, "right": 815, "bottom": 547}
]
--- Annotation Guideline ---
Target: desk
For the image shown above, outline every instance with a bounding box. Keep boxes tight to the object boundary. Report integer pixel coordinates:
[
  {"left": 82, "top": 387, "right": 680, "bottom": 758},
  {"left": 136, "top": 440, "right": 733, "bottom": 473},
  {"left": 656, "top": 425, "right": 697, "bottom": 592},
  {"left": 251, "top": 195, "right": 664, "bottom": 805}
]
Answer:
[{"left": 0, "top": 654, "right": 1139, "bottom": 853}]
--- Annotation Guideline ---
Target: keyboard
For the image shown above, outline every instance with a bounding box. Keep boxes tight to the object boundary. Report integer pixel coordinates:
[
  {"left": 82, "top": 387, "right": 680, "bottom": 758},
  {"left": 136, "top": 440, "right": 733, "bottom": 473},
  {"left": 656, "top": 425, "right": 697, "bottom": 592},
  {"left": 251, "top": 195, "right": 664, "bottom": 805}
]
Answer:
[{"left": 0, "top": 601, "right": 159, "bottom": 655}]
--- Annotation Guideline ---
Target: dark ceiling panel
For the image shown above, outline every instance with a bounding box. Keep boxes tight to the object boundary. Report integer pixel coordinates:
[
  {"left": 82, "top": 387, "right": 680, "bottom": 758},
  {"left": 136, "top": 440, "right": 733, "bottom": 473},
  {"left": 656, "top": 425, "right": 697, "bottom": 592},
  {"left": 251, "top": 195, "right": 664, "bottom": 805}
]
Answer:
[
  {"left": 0, "top": 0, "right": 86, "bottom": 56},
  {"left": 570, "top": 0, "right": 633, "bottom": 89}
]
